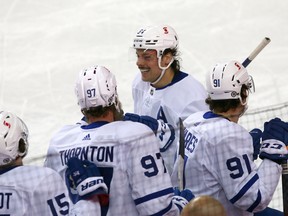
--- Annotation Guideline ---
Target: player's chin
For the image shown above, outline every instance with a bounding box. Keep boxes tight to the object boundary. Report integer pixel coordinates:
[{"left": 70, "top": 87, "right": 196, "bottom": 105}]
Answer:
[{"left": 140, "top": 72, "right": 151, "bottom": 82}]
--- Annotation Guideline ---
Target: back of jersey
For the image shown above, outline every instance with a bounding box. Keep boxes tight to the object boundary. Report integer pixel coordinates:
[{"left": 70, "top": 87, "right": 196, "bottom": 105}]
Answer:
[
  {"left": 45, "top": 120, "right": 178, "bottom": 216},
  {"left": 0, "top": 166, "right": 70, "bottom": 215},
  {"left": 171, "top": 111, "right": 261, "bottom": 216}
]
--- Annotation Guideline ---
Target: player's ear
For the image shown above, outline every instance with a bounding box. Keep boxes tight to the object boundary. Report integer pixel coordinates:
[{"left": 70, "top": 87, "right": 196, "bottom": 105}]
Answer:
[{"left": 161, "top": 52, "right": 173, "bottom": 67}]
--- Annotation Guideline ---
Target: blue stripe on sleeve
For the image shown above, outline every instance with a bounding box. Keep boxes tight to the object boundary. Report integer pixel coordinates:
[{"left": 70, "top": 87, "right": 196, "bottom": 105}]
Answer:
[
  {"left": 150, "top": 202, "right": 173, "bottom": 216},
  {"left": 247, "top": 190, "right": 262, "bottom": 212},
  {"left": 134, "top": 187, "right": 174, "bottom": 205},
  {"left": 230, "top": 174, "right": 259, "bottom": 204}
]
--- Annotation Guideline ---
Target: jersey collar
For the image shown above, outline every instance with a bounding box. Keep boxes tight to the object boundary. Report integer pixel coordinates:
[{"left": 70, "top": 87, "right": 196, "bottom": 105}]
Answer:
[
  {"left": 81, "top": 121, "right": 109, "bottom": 129},
  {"left": 203, "top": 111, "right": 231, "bottom": 122},
  {"left": 0, "top": 165, "right": 21, "bottom": 175},
  {"left": 152, "top": 71, "right": 188, "bottom": 90},
  {"left": 203, "top": 111, "right": 221, "bottom": 119}
]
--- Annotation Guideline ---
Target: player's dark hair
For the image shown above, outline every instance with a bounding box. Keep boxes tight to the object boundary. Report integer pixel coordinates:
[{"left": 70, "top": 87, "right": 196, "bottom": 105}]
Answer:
[
  {"left": 163, "top": 48, "right": 181, "bottom": 73},
  {"left": 206, "top": 84, "right": 249, "bottom": 113},
  {"left": 82, "top": 106, "right": 110, "bottom": 118},
  {"left": 82, "top": 104, "right": 124, "bottom": 121}
]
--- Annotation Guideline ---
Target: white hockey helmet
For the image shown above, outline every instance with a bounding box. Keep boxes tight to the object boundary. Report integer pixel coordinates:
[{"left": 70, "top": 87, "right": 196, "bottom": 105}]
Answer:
[
  {"left": 0, "top": 111, "right": 29, "bottom": 166},
  {"left": 132, "top": 25, "right": 179, "bottom": 58},
  {"left": 75, "top": 66, "right": 119, "bottom": 110},
  {"left": 206, "top": 60, "right": 255, "bottom": 102}
]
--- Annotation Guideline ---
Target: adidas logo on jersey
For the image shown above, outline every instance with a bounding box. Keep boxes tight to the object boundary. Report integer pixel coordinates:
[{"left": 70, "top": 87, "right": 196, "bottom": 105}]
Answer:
[{"left": 82, "top": 134, "right": 91, "bottom": 141}]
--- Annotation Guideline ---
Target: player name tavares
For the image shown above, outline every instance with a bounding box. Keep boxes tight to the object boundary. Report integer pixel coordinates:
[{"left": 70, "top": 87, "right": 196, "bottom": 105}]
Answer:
[
  {"left": 59, "top": 146, "right": 114, "bottom": 166},
  {"left": 184, "top": 128, "right": 198, "bottom": 153}
]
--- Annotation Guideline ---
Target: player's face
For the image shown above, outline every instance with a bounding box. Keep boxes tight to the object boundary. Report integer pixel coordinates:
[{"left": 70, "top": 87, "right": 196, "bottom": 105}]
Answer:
[{"left": 135, "top": 49, "right": 162, "bottom": 82}]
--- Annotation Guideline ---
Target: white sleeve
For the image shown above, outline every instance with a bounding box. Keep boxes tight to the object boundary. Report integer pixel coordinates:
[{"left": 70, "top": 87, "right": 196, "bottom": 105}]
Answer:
[
  {"left": 33, "top": 168, "right": 71, "bottom": 215},
  {"left": 125, "top": 127, "right": 179, "bottom": 215},
  {"left": 70, "top": 199, "right": 101, "bottom": 216},
  {"left": 214, "top": 132, "right": 281, "bottom": 212}
]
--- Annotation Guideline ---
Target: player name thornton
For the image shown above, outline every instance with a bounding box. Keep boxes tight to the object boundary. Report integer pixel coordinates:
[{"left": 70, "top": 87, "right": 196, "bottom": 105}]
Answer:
[{"left": 59, "top": 146, "right": 114, "bottom": 166}]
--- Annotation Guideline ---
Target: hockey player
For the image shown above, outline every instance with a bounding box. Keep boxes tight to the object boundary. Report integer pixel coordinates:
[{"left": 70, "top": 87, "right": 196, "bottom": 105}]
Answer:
[
  {"left": 44, "top": 65, "right": 194, "bottom": 215},
  {"left": 171, "top": 60, "right": 288, "bottom": 215},
  {"left": 0, "top": 111, "right": 71, "bottom": 215},
  {"left": 125, "top": 24, "right": 209, "bottom": 174}
]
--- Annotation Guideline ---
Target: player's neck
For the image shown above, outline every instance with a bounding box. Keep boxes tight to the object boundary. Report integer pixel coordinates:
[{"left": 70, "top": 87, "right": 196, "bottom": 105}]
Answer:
[
  {"left": 222, "top": 114, "right": 239, "bottom": 123},
  {"left": 217, "top": 108, "right": 243, "bottom": 123},
  {"left": 0, "top": 157, "right": 23, "bottom": 170},
  {"left": 151, "top": 68, "right": 174, "bottom": 88},
  {"left": 86, "top": 111, "right": 114, "bottom": 124}
]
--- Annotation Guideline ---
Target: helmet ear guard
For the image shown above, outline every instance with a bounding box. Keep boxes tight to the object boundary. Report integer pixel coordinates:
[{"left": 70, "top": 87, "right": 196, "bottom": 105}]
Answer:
[{"left": 18, "top": 138, "right": 27, "bottom": 156}]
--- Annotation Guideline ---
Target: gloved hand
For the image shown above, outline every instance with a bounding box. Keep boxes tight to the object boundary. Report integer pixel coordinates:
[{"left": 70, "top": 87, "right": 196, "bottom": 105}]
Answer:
[
  {"left": 259, "top": 118, "right": 288, "bottom": 164},
  {"left": 123, "top": 113, "right": 159, "bottom": 133},
  {"left": 65, "top": 157, "right": 109, "bottom": 205},
  {"left": 123, "top": 113, "right": 175, "bottom": 152},
  {"left": 249, "top": 128, "right": 262, "bottom": 160},
  {"left": 172, "top": 188, "right": 195, "bottom": 212}
]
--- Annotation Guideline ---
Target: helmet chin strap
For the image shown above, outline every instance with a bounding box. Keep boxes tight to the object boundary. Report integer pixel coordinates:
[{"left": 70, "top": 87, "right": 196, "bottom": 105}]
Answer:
[{"left": 151, "top": 57, "right": 174, "bottom": 85}]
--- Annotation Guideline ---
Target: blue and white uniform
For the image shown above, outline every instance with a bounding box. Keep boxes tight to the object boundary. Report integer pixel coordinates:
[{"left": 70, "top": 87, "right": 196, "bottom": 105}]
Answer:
[
  {"left": 132, "top": 71, "right": 208, "bottom": 174},
  {"left": 171, "top": 111, "right": 282, "bottom": 216},
  {"left": 45, "top": 120, "right": 181, "bottom": 216},
  {"left": 0, "top": 165, "right": 71, "bottom": 215}
]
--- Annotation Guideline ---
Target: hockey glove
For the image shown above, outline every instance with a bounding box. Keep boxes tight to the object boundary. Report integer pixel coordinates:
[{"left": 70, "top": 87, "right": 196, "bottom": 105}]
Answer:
[
  {"left": 259, "top": 118, "right": 288, "bottom": 164},
  {"left": 123, "top": 113, "right": 159, "bottom": 132},
  {"left": 123, "top": 113, "right": 175, "bottom": 152},
  {"left": 172, "top": 188, "right": 195, "bottom": 212},
  {"left": 249, "top": 128, "right": 262, "bottom": 160},
  {"left": 66, "top": 157, "right": 109, "bottom": 205}
]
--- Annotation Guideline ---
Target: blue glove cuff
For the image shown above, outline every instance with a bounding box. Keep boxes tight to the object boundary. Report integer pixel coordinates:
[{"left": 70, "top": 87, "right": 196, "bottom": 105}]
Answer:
[{"left": 259, "top": 152, "right": 288, "bottom": 164}]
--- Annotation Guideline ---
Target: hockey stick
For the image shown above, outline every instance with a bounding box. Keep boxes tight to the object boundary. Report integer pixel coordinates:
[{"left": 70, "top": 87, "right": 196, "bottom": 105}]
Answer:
[
  {"left": 178, "top": 117, "right": 185, "bottom": 191},
  {"left": 242, "top": 37, "right": 271, "bottom": 67},
  {"left": 176, "top": 38, "right": 271, "bottom": 192},
  {"left": 282, "top": 160, "right": 288, "bottom": 216},
  {"left": 175, "top": 38, "right": 271, "bottom": 191},
  {"left": 242, "top": 37, "right": 288, "bottom": 214}
]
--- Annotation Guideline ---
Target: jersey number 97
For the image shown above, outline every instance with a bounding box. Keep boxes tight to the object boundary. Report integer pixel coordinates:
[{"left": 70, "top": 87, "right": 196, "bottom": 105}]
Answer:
[{"left": 141, "top": 152, "right": 167, "bottom": 177}]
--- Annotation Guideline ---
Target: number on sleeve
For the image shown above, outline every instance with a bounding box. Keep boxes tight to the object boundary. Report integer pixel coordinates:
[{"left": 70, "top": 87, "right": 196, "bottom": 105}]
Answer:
[
  {"left": 141, "top": 153, "right": 167, "bottom": 177},
  {"left": 141, "top": 155, "right": 159, "bottom": 177},
  {"left": 226, "top": 154, "right": 252, "bottom": 179},
  {"left": 47, "top": 193, "right": 69, "bottom": 216},
  {"left": 226, "top": 157, "right": 244, "bottom": 179}
]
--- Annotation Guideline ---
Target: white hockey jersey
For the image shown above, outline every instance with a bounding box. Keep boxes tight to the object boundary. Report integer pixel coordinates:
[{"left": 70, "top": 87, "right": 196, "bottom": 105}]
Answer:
[
  {"left": 171, "top": 111, "right": 282, "bottom": 216},
  {"left": 44, "top": 120, "right": 181, "bottom": 216},
  {"left": 0, "top": 165, "right": 70, "bottom": 215},
  {"left": 132, "top": 71, "right": 208, "bottom": 174}
]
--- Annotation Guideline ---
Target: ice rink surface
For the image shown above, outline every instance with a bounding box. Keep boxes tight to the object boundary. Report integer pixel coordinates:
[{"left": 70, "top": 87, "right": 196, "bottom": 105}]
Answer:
[{"left": 1, "top": 0, "right": 288, "bottom": 210}]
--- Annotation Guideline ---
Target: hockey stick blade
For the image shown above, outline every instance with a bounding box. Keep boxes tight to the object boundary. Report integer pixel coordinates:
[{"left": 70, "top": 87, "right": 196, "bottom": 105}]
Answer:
[
  {"left": 178, "top": 117, "right": 185, "bottom": 191},
  {"left": 242, "top": 37, "right": 271, "bottom": 68}
]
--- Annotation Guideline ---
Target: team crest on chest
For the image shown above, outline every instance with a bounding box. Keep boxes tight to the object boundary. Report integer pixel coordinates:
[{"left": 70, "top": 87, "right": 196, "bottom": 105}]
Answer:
[{"left": 149, "top": 86, "right": 155, "bottom": 95}]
